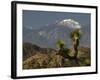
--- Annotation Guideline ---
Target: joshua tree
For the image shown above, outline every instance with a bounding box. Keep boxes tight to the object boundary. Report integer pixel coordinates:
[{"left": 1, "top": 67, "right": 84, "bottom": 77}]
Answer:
[
  {"left": 56, "top": 40, "right": 65, "bottom": 51},
  {"left": 70, "top": 29, "right": 81, "bottom": 58},
  {"left": 56, "top": 40, "right": 66, "bottom": 66}
]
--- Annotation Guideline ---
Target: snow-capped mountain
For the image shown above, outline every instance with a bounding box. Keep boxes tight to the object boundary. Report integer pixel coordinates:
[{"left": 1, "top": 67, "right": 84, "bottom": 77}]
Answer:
[
  {"left": 23, "top": 19, "right": 90, "bottom": 48},
  {"left": 58, "top": 19, "right": 81, "bottom": 29}
]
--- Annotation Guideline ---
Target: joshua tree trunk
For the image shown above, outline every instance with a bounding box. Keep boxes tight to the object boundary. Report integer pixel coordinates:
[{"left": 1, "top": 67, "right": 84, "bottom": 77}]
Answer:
[
  {"left": 73, "top": 38, "right": 79, "bottom": 58},
  {"left": 73, "top": 43, "right": 78, "bottom": 58},
  {"left": 72, "top": 39, "right": 79, "bottom": 66}
]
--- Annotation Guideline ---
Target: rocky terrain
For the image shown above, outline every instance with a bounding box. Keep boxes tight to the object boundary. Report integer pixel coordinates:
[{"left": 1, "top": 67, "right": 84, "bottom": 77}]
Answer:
[{"left": 23, "top": 42, "right": 91, "bottom": 69}]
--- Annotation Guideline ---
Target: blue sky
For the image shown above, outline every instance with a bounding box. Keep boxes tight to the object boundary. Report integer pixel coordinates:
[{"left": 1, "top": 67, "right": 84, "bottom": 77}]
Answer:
[{"left": 23, "top": 10, "right": 90, "bottom": 29}]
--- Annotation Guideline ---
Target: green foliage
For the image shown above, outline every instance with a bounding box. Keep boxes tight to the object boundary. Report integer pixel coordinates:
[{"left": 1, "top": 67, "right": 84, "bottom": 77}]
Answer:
[
  {"left": 56, "top": 40, "right": 65, "bottom": 49},
  {"left": 70, "top": 29, "right": 81, "bottom": 41}
]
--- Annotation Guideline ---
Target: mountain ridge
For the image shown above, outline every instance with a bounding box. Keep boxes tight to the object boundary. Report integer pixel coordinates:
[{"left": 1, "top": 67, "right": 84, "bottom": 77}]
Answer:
[{"left": 23, "top": 19, "right": 90, "bottom": 48}]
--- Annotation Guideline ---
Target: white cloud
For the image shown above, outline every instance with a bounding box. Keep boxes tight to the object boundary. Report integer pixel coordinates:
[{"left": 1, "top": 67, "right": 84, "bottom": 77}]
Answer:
[{"left": 58, "top": 19, "right": 81, "bottom": 29}]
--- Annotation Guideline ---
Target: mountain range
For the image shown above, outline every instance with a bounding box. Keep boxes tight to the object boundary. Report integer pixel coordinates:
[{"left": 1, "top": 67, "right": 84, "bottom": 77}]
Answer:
[{"left": 23, "top": 19, "right": 90, "bottom": 48}]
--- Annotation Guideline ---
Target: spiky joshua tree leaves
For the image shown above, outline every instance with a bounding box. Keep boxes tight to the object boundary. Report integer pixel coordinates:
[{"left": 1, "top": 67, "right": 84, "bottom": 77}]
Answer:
[
  {"left": 70, "top": 29, "right": 81, "bottom": 58},
  {"left": 56, "top": 40, "right": 65, "bottom": 50}
]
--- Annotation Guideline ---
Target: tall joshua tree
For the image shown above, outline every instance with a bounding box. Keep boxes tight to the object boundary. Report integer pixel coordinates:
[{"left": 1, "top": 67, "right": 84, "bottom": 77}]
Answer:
[{"left": 70, "top": 29, "right": 81, "bottom": 58}]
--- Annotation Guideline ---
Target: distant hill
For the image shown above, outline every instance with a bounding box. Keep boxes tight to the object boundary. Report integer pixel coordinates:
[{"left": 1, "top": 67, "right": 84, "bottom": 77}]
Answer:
[
  {"left": 23, "top": 42, "right": 91, "bottom": 69},
  {"left": 23, "top": 42, "right": 41, "bottom": 61},
  {"left": 23, "top": 42, "right": 57, "bottom": 61}
]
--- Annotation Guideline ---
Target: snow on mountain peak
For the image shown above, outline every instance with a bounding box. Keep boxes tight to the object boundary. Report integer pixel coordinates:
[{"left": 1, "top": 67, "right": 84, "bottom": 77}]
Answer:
[{"left": 58, "top": 19, "right": 81, "bottom": 29}]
